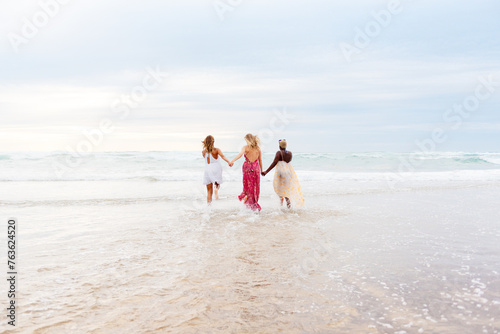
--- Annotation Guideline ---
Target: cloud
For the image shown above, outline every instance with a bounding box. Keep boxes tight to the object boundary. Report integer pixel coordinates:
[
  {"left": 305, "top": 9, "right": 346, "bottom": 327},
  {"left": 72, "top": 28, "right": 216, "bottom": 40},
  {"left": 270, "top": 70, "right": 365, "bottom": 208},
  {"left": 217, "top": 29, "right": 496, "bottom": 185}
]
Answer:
[{"left": 1, "top": 0, "right": 499, "bottom": 152}]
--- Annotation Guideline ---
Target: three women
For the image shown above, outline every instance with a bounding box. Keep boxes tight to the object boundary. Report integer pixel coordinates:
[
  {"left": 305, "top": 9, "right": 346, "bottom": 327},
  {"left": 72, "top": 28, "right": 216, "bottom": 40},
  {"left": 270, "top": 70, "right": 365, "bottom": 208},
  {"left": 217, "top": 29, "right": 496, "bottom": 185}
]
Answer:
[{"left": 202, "top": 134, "right": 303, "bottom": 210}]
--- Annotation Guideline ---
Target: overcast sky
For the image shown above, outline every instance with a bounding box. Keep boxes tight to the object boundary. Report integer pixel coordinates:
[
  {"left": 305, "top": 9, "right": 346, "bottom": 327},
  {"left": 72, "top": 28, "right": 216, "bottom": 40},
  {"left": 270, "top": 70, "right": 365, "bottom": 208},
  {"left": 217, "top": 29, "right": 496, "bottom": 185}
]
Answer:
[{"left": 1, "top": 0, "right": 499, "bottom": 152}]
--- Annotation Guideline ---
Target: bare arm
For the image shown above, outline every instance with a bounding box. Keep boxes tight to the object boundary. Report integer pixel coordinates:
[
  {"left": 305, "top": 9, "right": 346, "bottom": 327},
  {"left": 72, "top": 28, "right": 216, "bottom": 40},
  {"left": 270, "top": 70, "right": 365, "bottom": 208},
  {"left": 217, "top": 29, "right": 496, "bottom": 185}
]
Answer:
[
  {"left": 230, "top": 146, "right": 246, "bottom": 164},
  {"left": 258, "top": 149, "right": 263, "bottom": 173},
  {"left": 263, "top": 152, "right": 280, "bottom": 175},
  {"left": 217, "top": 148, "right": 231, "bottom": 164},
  {"left": 202, "top": 149, "right": 206, "bottom": 157}
]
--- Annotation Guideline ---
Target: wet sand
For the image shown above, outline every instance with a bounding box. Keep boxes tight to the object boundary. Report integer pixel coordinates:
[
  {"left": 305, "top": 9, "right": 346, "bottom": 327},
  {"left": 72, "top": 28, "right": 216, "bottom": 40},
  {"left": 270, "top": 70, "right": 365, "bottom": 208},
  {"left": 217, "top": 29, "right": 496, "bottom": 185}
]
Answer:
[{"left": 1, "top": 180, "right": 499, "bottom": 333}]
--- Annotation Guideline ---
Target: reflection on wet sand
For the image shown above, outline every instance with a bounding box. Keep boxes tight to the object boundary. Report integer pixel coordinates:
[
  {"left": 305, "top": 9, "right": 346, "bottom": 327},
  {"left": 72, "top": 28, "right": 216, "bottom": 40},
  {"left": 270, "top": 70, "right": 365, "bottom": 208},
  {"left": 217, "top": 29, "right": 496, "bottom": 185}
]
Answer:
[{"left": 5, "top": 184, "right": 500, "bottom": 333}]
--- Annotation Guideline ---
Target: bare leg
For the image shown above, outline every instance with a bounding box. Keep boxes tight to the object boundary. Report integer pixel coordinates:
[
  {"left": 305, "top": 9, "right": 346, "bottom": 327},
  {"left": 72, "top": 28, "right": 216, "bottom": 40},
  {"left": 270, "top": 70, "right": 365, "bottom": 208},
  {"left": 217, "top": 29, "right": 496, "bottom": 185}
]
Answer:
[
  {"left": 214, "top": 182, "right": 220, "bottom": 200},
  {"left": 243, "top": 195, "right": 248, "bottom": 203},
  {"left": 285, "top": 197, "right": 291, "bottom": 209},
  {"left": 280, "top": 197, "right": 284, "bottom": 206},
  {"left": 206, "top": 184, "right": 213, "bottom": 204}
]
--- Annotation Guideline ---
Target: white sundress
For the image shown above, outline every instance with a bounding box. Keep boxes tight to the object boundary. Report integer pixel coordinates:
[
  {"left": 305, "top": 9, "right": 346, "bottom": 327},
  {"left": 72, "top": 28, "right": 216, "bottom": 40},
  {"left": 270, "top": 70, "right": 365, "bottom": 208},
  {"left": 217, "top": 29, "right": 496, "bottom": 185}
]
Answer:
[{"left": 203, "top": 152, "right": 223, "bottom": 186}]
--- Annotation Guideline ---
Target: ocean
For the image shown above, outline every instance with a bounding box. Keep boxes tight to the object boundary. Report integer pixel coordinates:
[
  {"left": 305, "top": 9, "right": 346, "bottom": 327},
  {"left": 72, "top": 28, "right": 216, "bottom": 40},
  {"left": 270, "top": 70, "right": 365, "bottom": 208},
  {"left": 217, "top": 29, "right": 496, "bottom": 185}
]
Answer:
[
  {"left": 2, "top": 151, "right": 500, "bottom": 182},
  {"left": 1, "top": 151, "right": 499, "bottom": 333}
]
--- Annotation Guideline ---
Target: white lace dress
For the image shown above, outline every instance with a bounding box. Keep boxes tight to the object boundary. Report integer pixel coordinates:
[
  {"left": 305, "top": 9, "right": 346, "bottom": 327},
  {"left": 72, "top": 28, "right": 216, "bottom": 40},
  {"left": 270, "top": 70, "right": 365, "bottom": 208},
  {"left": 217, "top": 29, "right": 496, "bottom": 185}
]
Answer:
[{"left": 203, "top": 152, "right": 223, "bottom": 185}]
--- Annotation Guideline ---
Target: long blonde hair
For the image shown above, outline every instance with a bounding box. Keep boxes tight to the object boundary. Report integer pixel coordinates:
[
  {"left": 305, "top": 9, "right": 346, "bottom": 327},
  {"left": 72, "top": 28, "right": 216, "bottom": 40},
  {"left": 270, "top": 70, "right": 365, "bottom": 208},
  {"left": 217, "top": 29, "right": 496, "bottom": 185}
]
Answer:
[
  {"left": 202, "top": 135, "right": 215, "bottom": 153},
  {"left": 244, "top": 133, "right": 260, "bottom": 149}
]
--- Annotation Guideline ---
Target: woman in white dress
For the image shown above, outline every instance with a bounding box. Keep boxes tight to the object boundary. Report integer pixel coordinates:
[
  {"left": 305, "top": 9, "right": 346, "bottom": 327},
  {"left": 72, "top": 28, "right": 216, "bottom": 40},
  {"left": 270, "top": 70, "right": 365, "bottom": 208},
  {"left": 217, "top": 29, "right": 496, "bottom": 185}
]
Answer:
[{"left": 202, "top": 135, "right": 232, "bottom": 203}]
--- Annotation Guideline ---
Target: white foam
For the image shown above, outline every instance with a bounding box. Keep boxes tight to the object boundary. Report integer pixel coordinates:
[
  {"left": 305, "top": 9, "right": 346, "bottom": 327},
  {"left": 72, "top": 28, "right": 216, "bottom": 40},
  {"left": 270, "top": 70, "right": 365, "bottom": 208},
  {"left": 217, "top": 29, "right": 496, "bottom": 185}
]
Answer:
[{"left": 1, "top": 151, "right": 500, "bottom": 182}]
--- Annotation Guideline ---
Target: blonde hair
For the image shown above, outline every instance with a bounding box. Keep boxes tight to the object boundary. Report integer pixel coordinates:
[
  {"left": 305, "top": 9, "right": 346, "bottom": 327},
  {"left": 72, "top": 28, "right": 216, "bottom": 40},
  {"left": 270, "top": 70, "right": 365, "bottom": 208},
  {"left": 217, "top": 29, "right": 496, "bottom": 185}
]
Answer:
[
  {"left": 202, "top": 135, "right": 215, "bottom": 153},
  {"left": 244, "top": 133, "right": 260, "bottom": 149}
]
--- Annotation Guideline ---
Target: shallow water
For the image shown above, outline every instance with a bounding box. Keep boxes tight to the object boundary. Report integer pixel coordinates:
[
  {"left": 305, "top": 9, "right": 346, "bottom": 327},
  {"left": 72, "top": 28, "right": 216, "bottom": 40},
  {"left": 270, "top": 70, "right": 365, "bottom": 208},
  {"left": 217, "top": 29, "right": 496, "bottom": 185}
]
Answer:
[{"left": 1, "top": 178, "right": 499, "bottom": 333}]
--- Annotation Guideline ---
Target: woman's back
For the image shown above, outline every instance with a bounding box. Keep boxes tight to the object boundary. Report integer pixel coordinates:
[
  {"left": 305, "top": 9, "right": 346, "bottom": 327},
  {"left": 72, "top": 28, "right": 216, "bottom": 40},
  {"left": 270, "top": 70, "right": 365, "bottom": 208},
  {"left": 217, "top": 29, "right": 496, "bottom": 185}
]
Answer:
[
  {"left": 203, "top": 148, "right": 219, "bottom": 164},
  {"left": 245, "top": 146, "right": 260, "bottom": 162},
  {"left": 278, "top": 150, "right": 292, "bottom": 163}
]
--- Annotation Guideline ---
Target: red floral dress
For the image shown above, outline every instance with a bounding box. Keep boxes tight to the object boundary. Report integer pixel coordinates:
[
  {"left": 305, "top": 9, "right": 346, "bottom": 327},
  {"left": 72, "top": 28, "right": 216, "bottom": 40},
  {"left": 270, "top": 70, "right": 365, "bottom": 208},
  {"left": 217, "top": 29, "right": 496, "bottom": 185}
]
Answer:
[{"left": 238, "top": 155, "right": 261, "bottom": 211}]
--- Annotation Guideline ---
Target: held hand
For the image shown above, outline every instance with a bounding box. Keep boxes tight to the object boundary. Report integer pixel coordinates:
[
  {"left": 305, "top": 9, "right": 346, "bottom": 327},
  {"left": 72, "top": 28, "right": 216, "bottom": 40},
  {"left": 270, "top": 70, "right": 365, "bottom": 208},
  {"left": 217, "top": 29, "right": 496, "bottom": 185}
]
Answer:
[
  {"left": 229, "top": 161, "right": 234, "bottom": 167},
  {"left": 261, "top": 171, "right": 266, "bottom": 176}
]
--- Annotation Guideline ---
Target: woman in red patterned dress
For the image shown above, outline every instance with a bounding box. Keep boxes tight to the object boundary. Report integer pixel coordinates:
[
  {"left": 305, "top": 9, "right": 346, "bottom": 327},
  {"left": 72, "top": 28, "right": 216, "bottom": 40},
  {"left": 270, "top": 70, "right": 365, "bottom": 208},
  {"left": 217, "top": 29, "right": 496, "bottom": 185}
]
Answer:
[{"left": 230, "top": 134, "right": 263, "bottom": 211}]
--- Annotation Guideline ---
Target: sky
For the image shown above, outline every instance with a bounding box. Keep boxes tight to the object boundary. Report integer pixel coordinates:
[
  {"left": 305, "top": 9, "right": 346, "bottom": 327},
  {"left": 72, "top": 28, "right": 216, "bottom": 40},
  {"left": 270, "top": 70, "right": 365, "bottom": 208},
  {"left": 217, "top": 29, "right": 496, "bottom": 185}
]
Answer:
[{"left": 1, "top": 0, "right": 499, "bottom": 153}]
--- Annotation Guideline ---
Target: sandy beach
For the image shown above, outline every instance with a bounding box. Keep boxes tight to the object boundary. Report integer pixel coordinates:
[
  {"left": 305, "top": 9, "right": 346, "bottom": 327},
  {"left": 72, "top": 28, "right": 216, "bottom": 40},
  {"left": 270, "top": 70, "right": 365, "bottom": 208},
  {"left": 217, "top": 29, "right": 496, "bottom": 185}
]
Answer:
[
  {"left": 3, "top": 0, "right": 500, "bottom": 332},
  {"left": 1, "top": 151, "right": 499, "bottom": 333}
]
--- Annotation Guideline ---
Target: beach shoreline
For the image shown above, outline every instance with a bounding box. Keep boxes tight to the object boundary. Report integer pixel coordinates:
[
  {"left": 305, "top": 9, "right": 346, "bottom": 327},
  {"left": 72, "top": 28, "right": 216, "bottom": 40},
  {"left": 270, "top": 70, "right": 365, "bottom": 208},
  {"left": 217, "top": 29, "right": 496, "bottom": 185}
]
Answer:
[{"left": 1, "top": 171, "right": 499, "bottom": 333}]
